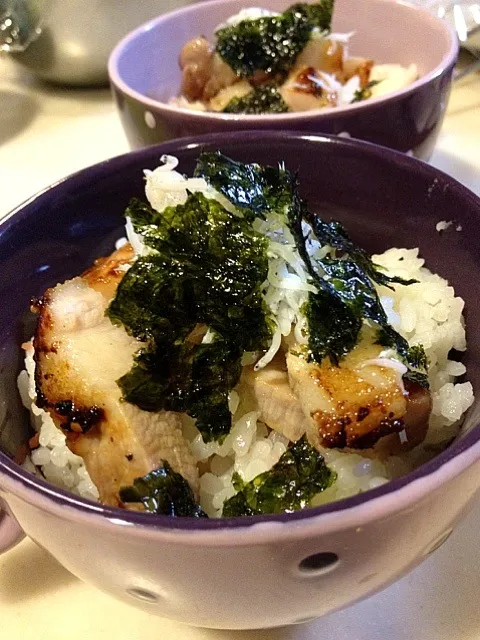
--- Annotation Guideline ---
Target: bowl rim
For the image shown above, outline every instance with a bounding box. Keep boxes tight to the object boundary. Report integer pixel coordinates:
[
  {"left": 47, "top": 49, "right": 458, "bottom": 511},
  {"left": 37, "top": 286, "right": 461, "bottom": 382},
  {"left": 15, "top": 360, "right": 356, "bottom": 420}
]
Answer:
[
  {"left": 107, "top": 0, "right": 459, "bottom": 122},
  {"left": 1, "top": 130, "right": 480, "bottom": 544}
]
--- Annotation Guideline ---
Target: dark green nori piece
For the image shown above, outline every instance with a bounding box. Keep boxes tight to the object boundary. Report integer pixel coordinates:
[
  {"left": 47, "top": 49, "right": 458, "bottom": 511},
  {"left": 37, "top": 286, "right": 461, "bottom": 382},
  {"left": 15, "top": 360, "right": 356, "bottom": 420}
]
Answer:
[
  {"left": 197, "top": 151, "right": 428, "bottom": 386},
  {"left": 303, "top": 216, "right": 417, "bottom": 290},
  {"left": 288, "top": 1, "right": 335, "bottom": 31},
  {"left": 378, "top": 332, "right": 430, "bottom": 387},
  {"left": 304, "top": 289, "right": 363, "bottom": 366},
  {"left": 119, "top": 462, "right": 207, "bottom": 517},
  {"left": 215, "top": 1, "right": 334, "bottom": 79},
  {"left": 285, "top": 182, "right": 429, "bottom": 385},
  {"left": 223, "top": 84, "right": 289, "bottom": 114},
  {"left": 194, "top": 150, "right": 298, "bottom": 222},
  {"left": 222, "top": 436, "right": 335, "bottom": 516},
  {"left": 108, "top": 190, "right": 271, "bottom": 442}
]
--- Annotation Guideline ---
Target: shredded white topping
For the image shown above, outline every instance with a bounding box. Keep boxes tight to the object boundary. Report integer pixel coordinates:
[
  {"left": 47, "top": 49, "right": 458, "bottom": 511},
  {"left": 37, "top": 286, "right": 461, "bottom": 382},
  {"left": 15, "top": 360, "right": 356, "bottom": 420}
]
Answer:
[
  {"left": 293, "top": 70, "right": 343, "bottom": 95},
  {"left": 157, "top": 154, "right": 179, "bottom": 172},
  {"left": 338, "top": 75, "right": 361, "bottom": 105},
  {"left": 328, "top": 31, "right": 355, "bottom": 44},
  {"left": 436, "top": 220, "right": 453, "bottom": 232},
  {"left": 145, "top": 155, "right": 238, "bottom": 216},
  {"left": 125, "top": 216, "right": 148, "bottom": 257},
  {"left": 254, "top": 322, "right": 282, "bottom": 370},
  {"left": 201, "top": 328, "right": 217, "bottom": 344}
]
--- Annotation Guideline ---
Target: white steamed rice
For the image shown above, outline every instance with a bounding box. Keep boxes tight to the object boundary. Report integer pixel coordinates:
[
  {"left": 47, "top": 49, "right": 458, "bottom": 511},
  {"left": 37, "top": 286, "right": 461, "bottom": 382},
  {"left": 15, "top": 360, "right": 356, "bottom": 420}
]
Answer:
[
  {"left": 18, "top": 157, "right": 474, "bottom": 517},
  {"left": 18, "top": 344, "right": 99, "bottom": 501}
]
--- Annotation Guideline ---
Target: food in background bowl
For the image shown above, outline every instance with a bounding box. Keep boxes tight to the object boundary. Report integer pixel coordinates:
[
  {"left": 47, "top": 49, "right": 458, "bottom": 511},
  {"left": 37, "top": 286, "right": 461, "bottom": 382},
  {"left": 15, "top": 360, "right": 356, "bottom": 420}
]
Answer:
[
  {"left": 174, "top": 2, "right": 418, "bottom": 114},
  {"left": 108, "top": 0, "right": 458, "bottom": 158},
  {"left": 19, "top": 152, "right": 473, "bottom": 518}
]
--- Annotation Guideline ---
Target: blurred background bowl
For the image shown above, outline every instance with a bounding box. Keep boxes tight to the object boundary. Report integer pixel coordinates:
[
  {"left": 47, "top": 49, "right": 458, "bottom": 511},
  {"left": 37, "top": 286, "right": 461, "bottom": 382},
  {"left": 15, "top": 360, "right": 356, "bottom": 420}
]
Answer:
[
  {"left": 108, "top": 0, "right": 458, "bottom": 159},
  {"left": 2, "top": 0, "right": 201, "bottom": 86}
]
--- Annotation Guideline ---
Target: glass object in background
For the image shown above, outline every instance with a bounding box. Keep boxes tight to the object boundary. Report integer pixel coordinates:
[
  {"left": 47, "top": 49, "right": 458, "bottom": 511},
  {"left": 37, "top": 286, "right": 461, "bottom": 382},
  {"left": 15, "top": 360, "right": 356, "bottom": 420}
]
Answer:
[
  {"left": 0, "top": 0, "right": 201, "bottom": 87},
  {"left": 415, "top": 1, "right": 480, "bottom": 79},
  {"left": 0, "top": 0, "right": 50, "bottom": 52},
  {"left": 421, "top": 0, "right": 480, "bottom": 52}
]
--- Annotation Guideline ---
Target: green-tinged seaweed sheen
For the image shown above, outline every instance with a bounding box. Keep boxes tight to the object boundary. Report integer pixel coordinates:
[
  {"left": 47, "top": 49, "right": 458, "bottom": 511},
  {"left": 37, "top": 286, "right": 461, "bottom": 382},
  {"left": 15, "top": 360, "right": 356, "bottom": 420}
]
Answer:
[
  {"left": 223, "top": 85, "right": 289, "bottom": 114},
  {"left": 222, "top": 436, "right": 335, "bottom": 516},
  {"left": 215, "top": 1, "right": 334, "bottom": 79},
  {"left": 194, "top": 151, "right": 297, "bottom": 221},
  {"left": 119, "top": 462, "right": 207, "bottom": 517},
  {"left": 107, "top": 190, "right": 271, "bottom": 442}
]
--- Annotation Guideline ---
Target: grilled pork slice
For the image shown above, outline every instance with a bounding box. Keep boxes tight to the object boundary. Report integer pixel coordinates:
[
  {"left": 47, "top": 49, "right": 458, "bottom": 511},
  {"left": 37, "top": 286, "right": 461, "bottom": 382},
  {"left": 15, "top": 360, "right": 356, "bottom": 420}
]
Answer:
[
  {"left": 33, "top": 245, "right": 199, "bottom": 506},
  {"left": 287, "top": 342, "right": 431, "bottom": 451},
  {"left": 293, "top": 37, "right": 345, "bottom": 77},
  {"left": 179, "top": 36, "right": 237, "bottom": 102},
  {"left": 279, "top": 67, "right": 338, "bottom": 111},
  {"left": 238, "top": 357, "right": 308, "bottom": 442}
]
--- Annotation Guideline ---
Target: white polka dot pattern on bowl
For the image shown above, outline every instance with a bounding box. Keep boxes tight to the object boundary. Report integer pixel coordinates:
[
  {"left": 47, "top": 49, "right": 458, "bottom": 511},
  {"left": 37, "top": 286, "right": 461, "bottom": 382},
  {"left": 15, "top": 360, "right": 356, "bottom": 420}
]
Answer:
[{"left": 144, "top": 111, "right": 156, "bottom": 129}]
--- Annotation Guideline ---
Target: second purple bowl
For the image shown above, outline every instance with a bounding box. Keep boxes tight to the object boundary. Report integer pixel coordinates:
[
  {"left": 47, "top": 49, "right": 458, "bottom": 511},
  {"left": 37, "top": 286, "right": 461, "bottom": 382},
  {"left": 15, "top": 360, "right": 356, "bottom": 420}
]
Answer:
[{"left": 108, "top": 0, "right": 458, "bottom": 159}]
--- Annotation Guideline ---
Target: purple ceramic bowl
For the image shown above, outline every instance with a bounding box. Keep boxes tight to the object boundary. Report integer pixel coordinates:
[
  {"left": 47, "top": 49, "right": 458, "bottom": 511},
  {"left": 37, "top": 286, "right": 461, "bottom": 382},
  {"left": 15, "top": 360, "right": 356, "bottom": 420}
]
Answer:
[
  {"left": 108, "top": 0, "right": 458, "bottom": 160},
  {"left": 1, "top": 132, "right": 480, "bottom": 629}
]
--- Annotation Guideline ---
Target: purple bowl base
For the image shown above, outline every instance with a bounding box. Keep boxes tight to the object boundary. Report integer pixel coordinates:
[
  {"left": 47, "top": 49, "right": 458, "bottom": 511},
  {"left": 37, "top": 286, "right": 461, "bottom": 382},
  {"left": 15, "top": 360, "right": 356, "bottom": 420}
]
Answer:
[{"left": 112, "top": 73, "right": 454, "bottom": 161}]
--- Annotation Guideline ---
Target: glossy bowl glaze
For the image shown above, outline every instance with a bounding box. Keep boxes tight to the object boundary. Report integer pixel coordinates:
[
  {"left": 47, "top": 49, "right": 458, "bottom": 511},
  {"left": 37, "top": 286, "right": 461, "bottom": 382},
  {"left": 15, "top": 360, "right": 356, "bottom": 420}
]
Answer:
[
  {"left": 1, "top": 133, "right": 480, "bottom": 629},
  {"left": 108, "top": 0, "right": 458, "bottom": 159}
]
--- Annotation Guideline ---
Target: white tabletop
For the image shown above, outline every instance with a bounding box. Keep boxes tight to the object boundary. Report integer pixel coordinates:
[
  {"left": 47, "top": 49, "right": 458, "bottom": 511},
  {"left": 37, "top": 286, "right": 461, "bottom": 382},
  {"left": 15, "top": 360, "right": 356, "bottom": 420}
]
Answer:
[{"left": 1, "top": 55, "right": 480, "bottom": 639}]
